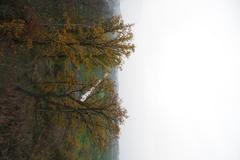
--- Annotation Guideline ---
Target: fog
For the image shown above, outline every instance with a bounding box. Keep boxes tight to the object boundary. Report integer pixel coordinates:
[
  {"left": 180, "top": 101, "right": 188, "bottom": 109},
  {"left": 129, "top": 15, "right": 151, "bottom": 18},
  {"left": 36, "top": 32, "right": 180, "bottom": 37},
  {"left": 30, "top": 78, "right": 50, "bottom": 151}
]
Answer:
[{"left": 119, "top": 0, "right": 240, "bottom": 160}]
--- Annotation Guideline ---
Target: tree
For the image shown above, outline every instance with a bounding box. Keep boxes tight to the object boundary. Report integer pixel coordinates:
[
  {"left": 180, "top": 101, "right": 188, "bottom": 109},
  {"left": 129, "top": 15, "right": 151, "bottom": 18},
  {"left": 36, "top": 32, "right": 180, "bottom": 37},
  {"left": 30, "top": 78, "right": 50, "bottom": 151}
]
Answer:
[
  {"left": 0, "top": 15, "right": 135, "bottom": 72},
  {"left": 16, "top": 78, "right": 127, "bottom": 150}
]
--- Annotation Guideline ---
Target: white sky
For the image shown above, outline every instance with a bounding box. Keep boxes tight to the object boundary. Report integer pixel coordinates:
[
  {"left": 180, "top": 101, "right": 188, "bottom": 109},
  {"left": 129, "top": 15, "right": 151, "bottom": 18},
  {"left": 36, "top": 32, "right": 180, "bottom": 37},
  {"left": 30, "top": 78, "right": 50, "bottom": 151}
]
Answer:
[{"left": 119, "top": 0, "right": 240, "bottom": 160}]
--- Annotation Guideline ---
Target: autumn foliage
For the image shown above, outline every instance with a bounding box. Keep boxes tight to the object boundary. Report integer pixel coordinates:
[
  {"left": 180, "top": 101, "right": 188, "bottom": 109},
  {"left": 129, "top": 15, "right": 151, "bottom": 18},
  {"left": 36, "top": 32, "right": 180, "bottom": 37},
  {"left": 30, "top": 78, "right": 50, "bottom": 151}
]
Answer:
[{"left": 0, "top": 1, "right": 134, "bottom": 160}]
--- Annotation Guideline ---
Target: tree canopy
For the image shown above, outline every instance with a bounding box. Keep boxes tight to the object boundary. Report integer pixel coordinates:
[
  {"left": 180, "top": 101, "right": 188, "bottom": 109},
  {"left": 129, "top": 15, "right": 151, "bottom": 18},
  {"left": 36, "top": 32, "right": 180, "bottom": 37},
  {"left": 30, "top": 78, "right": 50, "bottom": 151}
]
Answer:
[
  {"left": 0, "top": 3, "right": 134, "bottom": 158},
  {"left": 0, "top": 15, "right": 135, "bottom": 71}
]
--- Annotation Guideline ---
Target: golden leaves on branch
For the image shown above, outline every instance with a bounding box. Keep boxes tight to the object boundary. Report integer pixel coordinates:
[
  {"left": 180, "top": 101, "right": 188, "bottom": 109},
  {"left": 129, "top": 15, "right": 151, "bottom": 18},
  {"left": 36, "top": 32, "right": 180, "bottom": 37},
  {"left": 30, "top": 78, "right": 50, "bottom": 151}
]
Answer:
[
  {"left": 42, "top": 15, "right": 135, "bottom": 72},
  {"left": 6, "top": 14, "right": 133, "bottom": 151},
  {"left": 0, "top": 15, "right": 135, "bottom": 74},
  {"left": 0, "top": 20, "right": 26, "bottom": 39}
]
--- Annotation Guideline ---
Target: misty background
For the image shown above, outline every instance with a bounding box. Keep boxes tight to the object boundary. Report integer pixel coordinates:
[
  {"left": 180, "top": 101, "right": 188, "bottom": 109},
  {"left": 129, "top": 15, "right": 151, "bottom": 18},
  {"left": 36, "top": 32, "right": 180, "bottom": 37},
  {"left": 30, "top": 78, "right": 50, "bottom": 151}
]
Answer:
[{"left": 119, "top": 0, "right": 240, "bottom": 160}]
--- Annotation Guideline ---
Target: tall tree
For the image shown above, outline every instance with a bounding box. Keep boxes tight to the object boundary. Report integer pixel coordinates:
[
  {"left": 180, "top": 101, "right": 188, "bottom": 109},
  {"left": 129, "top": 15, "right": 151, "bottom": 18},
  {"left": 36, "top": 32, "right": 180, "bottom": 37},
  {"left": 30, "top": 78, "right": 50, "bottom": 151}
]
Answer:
[
  {"left": 0, "top": 15, "right": 134, "bottom": 71},
  {"left": 16, "top": 78, "right": 127, "bottom": 150}
]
